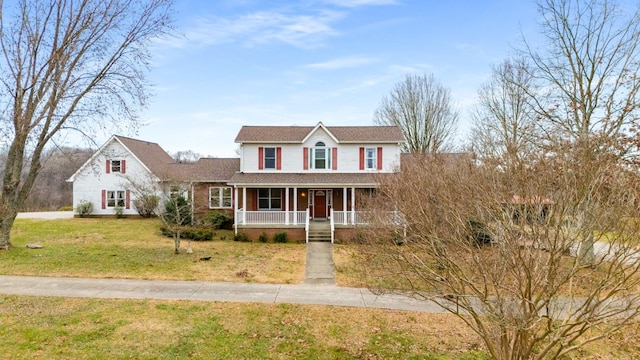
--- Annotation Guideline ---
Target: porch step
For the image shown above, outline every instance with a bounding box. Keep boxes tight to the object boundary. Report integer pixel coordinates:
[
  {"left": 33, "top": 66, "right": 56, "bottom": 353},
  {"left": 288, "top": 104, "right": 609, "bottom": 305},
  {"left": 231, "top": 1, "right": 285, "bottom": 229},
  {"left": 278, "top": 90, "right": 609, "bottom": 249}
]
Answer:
[{"left": 307, "top": 221, "right": 333, "bottom": 242}]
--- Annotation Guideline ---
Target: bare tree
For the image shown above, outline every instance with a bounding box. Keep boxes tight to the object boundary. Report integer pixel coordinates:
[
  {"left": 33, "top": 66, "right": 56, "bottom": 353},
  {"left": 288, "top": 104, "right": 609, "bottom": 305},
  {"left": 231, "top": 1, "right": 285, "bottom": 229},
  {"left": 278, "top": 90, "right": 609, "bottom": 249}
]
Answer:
[
  {"left": 470, "top": 58, "right": 539, "bottom": 177},
  {"left": 522, "top": 0, "right": 640, "bottom": 265},
  {"left": 359, "top": 1, "right": 640, "bottom": 358},
  {"left": 374, "top": 73, "right": 459, "bottom": 153},
  {"left": 0, "top": 0, "right": 174, "bottom": 248},
  {"left": 360, "top": 151, "right": 640, "bottom": 359},
  {"left": 171, "top": 150, "right": 203, "bottom": 163}
]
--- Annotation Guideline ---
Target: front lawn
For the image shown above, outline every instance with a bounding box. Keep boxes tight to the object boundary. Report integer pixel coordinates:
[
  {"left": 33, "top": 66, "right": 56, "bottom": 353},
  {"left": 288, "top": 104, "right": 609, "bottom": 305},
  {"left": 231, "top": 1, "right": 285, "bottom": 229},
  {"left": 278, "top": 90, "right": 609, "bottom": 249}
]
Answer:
[{"left": 2, "top": 218, "right": 305, "bottom": 284}]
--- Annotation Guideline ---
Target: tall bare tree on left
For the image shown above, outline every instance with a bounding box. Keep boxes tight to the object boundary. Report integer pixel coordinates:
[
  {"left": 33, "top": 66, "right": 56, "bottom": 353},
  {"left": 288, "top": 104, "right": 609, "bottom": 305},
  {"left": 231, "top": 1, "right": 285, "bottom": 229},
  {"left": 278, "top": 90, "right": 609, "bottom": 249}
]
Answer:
[{"left": 0, "top": 0, "right": 174, "bottom": 249}]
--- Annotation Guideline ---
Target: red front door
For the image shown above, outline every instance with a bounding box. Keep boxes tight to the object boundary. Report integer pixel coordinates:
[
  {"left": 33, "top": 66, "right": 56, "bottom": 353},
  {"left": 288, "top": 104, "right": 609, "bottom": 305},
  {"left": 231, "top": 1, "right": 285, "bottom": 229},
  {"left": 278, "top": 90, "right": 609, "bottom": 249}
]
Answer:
[{"left": 313, "top": 190, "right": 326, "bottom": 218}]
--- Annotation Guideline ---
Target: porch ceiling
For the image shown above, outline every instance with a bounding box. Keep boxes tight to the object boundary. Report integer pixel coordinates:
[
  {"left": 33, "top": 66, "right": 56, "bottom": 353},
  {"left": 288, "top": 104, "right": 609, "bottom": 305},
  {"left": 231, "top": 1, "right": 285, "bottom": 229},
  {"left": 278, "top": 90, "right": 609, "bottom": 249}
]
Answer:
[{"left": 228, "top": 172, "right": 392, "bottom": 187}]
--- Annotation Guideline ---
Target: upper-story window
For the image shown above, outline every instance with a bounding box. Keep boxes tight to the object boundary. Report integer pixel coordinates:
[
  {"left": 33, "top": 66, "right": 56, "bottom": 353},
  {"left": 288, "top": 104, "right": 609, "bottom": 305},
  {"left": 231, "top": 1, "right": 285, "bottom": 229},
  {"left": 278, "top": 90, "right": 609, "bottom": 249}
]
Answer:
[
  {"left": 308, "top": 141, "right": 334, "bottom": 170},
  {"left": 365, "top": 148, "right": 377, "bottom": 170},
  {"left": 359, "top": 147, "right": 382, "bottom": 171},
  {"left": 314, "top": 142, "right": 327, "bottom": 169},
  {"left": 264, "top": 147, "right": 276, "bottom": 169},
  {"left": 259, "top": 147, "right": 281, "bottom": 170},
  {"left": 106, "top": 159, "right": 126, "bottom": 174}
]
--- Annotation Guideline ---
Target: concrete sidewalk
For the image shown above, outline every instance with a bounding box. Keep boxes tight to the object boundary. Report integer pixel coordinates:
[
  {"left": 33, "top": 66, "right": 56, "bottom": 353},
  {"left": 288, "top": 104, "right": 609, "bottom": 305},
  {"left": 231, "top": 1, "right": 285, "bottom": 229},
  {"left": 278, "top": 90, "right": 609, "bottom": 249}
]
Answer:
[{"left": 0, "top": 275, "right": 447, "bottom": 313}]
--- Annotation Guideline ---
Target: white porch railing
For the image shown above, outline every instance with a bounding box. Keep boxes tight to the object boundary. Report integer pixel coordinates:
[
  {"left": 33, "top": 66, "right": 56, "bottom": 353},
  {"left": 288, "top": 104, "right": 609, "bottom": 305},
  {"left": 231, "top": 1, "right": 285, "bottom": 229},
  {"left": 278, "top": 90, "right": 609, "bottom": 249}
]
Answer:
[
  {"left": 332, "top": 210, "right": 371, "bottom": 225},
  {"left": 235, "top": 209, "right": 385, "bottom": 226},
  {"left": 236, "top": 210, "right": 308, "bottom": 225}
]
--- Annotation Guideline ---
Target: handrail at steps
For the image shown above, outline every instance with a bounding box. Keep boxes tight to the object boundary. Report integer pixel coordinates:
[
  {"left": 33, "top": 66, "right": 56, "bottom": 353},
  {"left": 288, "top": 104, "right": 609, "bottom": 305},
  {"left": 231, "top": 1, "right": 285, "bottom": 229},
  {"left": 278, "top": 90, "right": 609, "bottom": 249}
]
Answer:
[
  {"left": 330, "top": 209, "right": 335, "bottom": 244},
  {"left": 305, "top": 208, "right": 310, "bottom": 243}
]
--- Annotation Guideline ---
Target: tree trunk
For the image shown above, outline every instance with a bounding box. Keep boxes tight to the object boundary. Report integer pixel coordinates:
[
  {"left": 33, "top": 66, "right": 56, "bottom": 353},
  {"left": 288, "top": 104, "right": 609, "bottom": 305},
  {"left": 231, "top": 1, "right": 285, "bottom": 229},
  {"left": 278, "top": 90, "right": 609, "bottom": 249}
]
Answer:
[
  {"left": 174, "top": 231, "right": 180, "bottom": 254},
  {"left": 0, "top": 199, "right": 18, "bottom": 249}
]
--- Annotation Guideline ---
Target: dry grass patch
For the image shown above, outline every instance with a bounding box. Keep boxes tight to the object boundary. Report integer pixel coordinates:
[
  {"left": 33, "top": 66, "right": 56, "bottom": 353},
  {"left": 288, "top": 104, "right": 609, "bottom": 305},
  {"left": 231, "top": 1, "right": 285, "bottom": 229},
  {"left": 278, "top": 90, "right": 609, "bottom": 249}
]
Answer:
[
  {"left": 334, "top": 243, "right": 639, "bottom": 296},
  {"left": 2, "top": 218, "right": 305, "bottom": 284}
]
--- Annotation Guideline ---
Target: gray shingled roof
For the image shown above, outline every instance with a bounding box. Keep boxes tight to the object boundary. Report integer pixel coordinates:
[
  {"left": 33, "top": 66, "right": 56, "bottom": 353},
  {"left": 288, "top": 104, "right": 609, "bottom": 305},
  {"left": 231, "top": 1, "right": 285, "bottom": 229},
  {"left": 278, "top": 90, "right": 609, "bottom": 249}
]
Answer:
[
  {"left": 167, "top": 158, "right": 240, "bottom": 182},
  {"left": 234, "top": 124, "right": 404, "bottom": 143},
  {"left": 229, "top": 172, "right": 392, "bottom": 187},
  {"left": 116, "top": 136, "right": 240, "bottom": 182},
  {"left": 116, "top": 135, "right": 175, "bottom": 175}
]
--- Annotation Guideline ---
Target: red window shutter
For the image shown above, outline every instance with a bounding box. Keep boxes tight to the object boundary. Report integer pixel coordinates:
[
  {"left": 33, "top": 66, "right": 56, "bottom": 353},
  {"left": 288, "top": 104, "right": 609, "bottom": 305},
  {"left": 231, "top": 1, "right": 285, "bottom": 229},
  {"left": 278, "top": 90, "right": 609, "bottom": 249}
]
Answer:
[
  {"left": 276, "top": 147, "right": 282, "bottom": 170},
  {"left": 106, "top": 160, "right": 111, "bottom": 174},
  {"left": 303, "top": 147, "right": 309, "bottom": 170},
  {"left": 359, "top": 147, "right": 365, "bottom": 170},
  {"left": 101, "top": 190, "right": 106, "bottom": 209},
  {"left": 125, "top": 190, "right": 131, "bottom": 209},
  {"left": 258, "top": 147, "right": 264, "bottom": 170},
  {"left": 332, "top": 147, "right": 337, "bottom": 170},
  {"left": 121, "top": 160, "right": 126, "bottom": 174},
  {"left": 377, "top": 147, "right": 383, "bottom": 170}
]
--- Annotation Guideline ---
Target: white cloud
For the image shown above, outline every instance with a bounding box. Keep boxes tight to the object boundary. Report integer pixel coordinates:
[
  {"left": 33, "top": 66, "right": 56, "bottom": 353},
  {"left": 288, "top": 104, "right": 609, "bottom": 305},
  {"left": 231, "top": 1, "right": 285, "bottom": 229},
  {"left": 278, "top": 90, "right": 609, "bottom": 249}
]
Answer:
[
  {"left": 302, "top": 56, "right": 380, "bottom": 69},
  {"left": 163, "top": 9, "right": 345, "bottom": 49}
]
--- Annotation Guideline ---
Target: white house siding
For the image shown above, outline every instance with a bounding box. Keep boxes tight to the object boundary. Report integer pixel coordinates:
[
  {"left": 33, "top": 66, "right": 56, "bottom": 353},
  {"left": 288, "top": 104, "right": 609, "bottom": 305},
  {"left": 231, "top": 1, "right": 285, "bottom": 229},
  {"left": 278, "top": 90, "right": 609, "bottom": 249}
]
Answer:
[
  {"left": 71, "top": 140, "right": 152, "bottom": 216},
  {"left": 239, "top": 126, "right": 401, "bottom": 174},
  {"left": 241, "top": 142, "right": 401, "bottom": 173}
]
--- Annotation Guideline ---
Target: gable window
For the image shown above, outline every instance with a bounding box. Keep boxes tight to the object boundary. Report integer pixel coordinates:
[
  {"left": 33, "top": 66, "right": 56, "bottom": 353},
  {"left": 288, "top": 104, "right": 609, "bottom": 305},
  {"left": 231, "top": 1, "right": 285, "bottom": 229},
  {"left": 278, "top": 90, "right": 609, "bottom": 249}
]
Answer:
[
  {"left": 258, "top": 188, "right": 281, "bottom": 210},
  {"left": 107, "top": 190, "right": 125, "bottom": 207},
  {"left": 264, "top": 147, "right": 276, "bottom": 169},
  {"left": 106, "top": 159, "right": 126, "bottom": 174},
  {"left": 304, "top": 141, "right": 338, "bottom": 170},
  {"left": 314, "top": 142, "right": 326, "bottom": 169},
  {"left": 365, "top": 148, "right": 376, "bottom": 170},
  {"left": 210, "top": 187, "right": 232, "bottom": 208}
]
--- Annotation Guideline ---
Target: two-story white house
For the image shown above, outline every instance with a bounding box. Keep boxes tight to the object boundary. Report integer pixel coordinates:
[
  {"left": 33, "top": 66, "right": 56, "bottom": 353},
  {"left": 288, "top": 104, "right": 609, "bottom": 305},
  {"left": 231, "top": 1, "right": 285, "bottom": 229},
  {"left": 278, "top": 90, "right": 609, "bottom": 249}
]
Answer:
[
  {"left": 68, "top": 122, "right": 404, "bottom": 242},
  {"left": 229, "top": 122, "right": 403, "bottom": 242}
]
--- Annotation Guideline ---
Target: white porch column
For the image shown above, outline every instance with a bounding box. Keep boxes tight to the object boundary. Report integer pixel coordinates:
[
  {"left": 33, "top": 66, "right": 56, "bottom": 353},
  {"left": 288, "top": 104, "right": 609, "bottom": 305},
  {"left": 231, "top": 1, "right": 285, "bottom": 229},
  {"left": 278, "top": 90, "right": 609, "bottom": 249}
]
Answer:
[
  {"left": 293, "top": 187, "right": 298, "bottom": 225},
  {"left": 343, "top": 187, "right": 347, "bottom": 225},
  {"left": 285, "top": 187, "right": 290, "bottom": 225},
  {"left": 234, "top": 186, "right": 239, "bottom": 229},
  {"left": 242, "top": 187, "right": 247, "bottom": 225},
  {"left": 351, "top": 187, "right": 356, "bottom": 225}
]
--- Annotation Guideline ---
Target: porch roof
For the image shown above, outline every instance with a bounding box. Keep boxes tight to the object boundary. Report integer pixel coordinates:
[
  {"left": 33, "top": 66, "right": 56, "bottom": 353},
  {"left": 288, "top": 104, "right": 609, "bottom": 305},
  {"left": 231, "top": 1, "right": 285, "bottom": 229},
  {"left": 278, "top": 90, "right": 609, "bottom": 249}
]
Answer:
[{"left": 228, "top": 172, "right": 389, "bottom": 187}]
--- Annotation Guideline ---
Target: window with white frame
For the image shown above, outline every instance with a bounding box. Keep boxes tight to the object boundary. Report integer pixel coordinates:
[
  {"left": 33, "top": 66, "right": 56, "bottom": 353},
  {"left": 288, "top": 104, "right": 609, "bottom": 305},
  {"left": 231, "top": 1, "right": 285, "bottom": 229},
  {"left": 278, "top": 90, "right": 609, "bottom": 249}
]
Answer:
[
  {"left": 209, "top": 187, "right": 232, "bottom": 208},
  {"left": 111, "top": 160, "right": 121, "bottom": 172},
  {"left": 310, "top": 141, "right": 331, "bottom": 170},
  {"left": 258, "top": 188, "right": 281, "bottom": 210},
  {"left": 365, "top": 147, "right": 377, "bottom": 170},
  {"left": 107, "top": 190, "right": 125, "bottom": 207},
  {"left": 264, "top": 147, "right": 276, "bottom": 169}
]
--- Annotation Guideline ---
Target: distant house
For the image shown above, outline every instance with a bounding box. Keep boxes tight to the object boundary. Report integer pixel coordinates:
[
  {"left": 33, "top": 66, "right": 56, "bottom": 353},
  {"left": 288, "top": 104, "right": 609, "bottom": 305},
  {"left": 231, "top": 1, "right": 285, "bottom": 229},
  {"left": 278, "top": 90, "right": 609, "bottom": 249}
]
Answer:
[{"left": 68, "top": 122, "right": 404, "bottom": 242}]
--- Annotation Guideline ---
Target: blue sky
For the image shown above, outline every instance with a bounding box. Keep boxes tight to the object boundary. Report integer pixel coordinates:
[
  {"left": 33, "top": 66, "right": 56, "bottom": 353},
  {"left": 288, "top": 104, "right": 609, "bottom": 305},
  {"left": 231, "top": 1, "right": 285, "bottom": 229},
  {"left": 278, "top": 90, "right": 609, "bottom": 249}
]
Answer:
[{"left": 130, "top": 0, "right": 541, "bottom": 157}]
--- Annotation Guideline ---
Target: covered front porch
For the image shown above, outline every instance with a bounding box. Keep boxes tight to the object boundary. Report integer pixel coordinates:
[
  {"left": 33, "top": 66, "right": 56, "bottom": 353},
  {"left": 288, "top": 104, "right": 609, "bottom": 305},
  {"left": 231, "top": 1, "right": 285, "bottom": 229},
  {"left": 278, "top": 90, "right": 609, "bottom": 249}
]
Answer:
[{"left": 233, "top": 187, "right": 371, "bottom": 226}]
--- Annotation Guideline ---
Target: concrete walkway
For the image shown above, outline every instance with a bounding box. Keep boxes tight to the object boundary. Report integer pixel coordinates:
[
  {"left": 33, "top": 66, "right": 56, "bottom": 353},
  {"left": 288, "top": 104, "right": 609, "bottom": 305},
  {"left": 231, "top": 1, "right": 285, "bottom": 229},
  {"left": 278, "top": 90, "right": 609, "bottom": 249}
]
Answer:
[
  {"left": 304, "top": 242, "right": 335, "bottom": 285},
  {"left": 0, "top": 275, "right": 447, "bottom": 313}
]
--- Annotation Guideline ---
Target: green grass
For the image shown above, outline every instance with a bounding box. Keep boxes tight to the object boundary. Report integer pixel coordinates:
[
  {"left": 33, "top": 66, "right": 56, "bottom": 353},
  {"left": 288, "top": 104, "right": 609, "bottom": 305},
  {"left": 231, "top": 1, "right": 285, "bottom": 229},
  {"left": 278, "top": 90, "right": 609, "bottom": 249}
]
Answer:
[
  {"left": 0, "top": 295, "right": 491, "bottom": 359},
  {"left": 2, "top": 218, "right": 305, "bottom": 283},
  {"left": 3, "top": 218, "right": 638, "bottom": 359}
]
